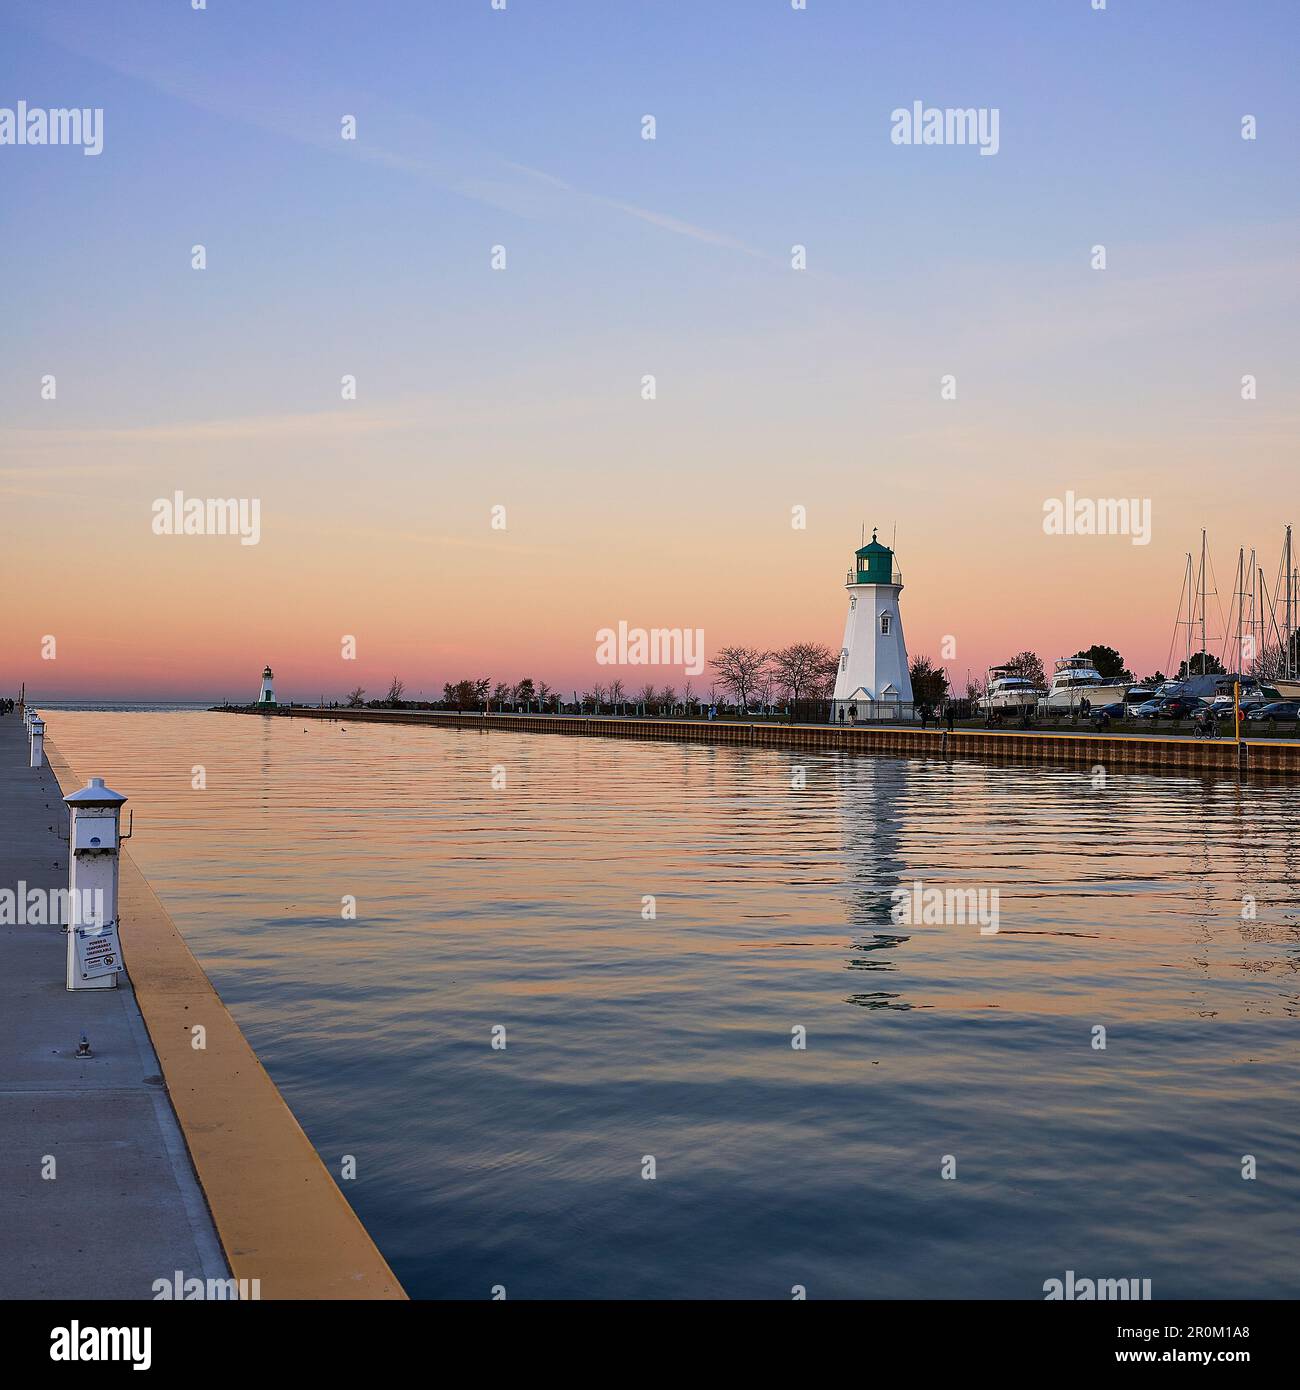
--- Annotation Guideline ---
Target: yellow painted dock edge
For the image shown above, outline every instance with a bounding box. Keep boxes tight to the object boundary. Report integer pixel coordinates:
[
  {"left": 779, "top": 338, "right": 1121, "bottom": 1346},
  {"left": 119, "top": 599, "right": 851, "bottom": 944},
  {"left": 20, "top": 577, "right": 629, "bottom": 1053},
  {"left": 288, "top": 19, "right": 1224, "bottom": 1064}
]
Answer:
[
  {"left": 248, "top": 706, "right": 1300, "bottom": 778},
  {"left": 44, "top": 736, "right": 406, "bottom": 1301}
]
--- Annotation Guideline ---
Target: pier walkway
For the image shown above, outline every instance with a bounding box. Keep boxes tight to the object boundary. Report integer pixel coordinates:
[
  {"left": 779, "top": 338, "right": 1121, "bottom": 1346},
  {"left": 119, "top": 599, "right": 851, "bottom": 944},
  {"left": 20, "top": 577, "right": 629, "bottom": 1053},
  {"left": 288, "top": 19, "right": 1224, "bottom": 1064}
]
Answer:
[
  {"left": 0, "top": 711, "right": 227, "bottom": 1299},
  {"left": 3, "top": 711, "right": 405, "bottom": 1299}
]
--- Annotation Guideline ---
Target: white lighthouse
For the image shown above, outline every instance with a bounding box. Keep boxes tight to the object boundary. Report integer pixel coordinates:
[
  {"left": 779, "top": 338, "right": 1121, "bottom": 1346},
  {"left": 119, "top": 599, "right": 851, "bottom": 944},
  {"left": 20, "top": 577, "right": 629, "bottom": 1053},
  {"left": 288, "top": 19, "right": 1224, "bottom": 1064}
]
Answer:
[
  {"left": 831, "top": 529, "right": 913, "bottom": 722},
  {"left": 257, "top": 665, "right": 276, "bottom": 707}
]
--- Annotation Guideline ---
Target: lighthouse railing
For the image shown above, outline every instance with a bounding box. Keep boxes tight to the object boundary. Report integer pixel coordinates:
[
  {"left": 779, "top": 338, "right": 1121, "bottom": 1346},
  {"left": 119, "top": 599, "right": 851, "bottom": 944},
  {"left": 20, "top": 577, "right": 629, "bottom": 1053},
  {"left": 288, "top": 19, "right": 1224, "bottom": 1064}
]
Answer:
[{"left": 846, "top": 566, "right": 904, "bottom": 585}]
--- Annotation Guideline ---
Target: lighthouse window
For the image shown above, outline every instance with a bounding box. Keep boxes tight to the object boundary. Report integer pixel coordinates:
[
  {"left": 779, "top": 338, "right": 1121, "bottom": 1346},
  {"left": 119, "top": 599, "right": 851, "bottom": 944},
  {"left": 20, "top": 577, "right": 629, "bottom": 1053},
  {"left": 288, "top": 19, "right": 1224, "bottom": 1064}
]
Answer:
[
  {"left": 840, "top": 649, "right": 848, "bottom": 671},
  {"left": 880, "top": 614, "right": 891, "bottom": 635},
  {"left": 849, "top": 596, "right": 856, "bottom": 610}
]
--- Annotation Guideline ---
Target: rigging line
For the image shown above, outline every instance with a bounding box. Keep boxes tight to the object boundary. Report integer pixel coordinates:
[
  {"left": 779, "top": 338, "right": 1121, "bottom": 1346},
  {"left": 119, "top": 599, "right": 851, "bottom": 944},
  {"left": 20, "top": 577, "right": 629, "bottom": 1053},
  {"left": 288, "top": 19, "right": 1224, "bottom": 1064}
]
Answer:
[
  {"left": 1163, "top": 557, "right": 1189, "bottom": 680},
  {"left": 1231, "top": 549, "right": 1250, "bottom": 671},
  {"left": 1259, "top": 572, "right": 1286, "bottom": 658},
  {"left": 1206, "top": 548, "right": 1230, "bottom": 667},
  {"left": 1271, "top": 544, "right": 1287, "bottom": 660}
]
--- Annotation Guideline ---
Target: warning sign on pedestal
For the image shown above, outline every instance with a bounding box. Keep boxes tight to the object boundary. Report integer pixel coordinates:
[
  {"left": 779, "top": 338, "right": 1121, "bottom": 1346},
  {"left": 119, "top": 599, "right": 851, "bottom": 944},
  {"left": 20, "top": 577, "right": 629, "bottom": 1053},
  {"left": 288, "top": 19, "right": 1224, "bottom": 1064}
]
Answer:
[{"left": 75, "top": 920, "right": 121, "bottom": 979}]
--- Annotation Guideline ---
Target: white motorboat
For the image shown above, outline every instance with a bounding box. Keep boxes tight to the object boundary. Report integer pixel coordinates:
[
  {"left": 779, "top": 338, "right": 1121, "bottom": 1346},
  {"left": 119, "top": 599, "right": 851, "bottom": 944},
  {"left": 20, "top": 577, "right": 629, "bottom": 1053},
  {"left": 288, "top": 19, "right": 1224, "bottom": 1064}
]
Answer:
[
  {"left": 980, "top": 667, "right": 1042, "bottom": 717},
  {"left": 1039, "top": 656, "right": 1110, "bottom": 712}
]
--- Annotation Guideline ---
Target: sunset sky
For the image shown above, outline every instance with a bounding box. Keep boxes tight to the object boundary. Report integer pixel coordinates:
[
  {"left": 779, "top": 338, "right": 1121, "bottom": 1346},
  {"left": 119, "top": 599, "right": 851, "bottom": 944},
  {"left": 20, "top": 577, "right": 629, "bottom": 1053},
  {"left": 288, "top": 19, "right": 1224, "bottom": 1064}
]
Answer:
[{"left": 3, "top": 0, "right": 1297, "bottom": 701}]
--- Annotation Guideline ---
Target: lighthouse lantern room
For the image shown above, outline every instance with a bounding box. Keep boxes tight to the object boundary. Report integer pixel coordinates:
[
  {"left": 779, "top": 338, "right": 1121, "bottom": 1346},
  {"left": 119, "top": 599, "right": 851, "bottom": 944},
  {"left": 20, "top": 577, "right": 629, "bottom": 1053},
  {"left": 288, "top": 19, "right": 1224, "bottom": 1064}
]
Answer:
[
  {"left": 831, "top": 530, "right": 913, "bottom": 722},
  {"left": 257, "top": 665, "right": 276, "bottom": 707}
]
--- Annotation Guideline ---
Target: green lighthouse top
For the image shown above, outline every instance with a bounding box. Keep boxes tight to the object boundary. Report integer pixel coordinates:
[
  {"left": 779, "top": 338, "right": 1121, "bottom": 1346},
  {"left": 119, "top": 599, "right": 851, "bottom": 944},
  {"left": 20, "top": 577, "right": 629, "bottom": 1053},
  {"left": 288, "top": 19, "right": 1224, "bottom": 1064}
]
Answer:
[{"left": 853, "top": 528, "right": 895, "bottom": 584}]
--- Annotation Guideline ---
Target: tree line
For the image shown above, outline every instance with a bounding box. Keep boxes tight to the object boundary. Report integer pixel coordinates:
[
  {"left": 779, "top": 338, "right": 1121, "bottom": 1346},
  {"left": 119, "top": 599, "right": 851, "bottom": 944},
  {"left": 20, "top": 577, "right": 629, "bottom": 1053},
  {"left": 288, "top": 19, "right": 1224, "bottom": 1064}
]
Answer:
[
  {"left": 340, "top": 640, "right": 1226, "bottom": 716},
  {"left": 341, "top": 642, "right": 847, "bottom": 714}
]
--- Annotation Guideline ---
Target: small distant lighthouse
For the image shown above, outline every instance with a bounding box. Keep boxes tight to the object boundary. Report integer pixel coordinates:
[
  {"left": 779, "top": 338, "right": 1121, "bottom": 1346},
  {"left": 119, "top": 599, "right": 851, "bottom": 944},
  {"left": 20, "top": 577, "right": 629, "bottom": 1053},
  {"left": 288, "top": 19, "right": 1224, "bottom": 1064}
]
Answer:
[
  {"left": 257, "top": 665, "right": 276, "bottom": 707},
  {"left": 831, "top": 529, "right": 913, "bottom": 721}
]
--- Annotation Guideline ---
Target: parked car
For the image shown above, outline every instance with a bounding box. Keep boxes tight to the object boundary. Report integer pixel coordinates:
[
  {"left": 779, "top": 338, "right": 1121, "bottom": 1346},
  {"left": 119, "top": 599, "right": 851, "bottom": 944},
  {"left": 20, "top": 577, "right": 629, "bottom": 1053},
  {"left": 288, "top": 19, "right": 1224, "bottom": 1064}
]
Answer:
[
  {"left": 1159, "top": 696, "right": 1208, "bottom": 720},
  {"left": 1212, "top": 697, "right": 1264, "bottom": 721},
  {"left": 1090, "top": 702, "right": 1126, "bottom": 725},
  {"left": 1248, "top": 701, "right": 1300, "bottom": 724},
  {"left": 1134, "top": 696, "right": 1200, "bottom": 719}
]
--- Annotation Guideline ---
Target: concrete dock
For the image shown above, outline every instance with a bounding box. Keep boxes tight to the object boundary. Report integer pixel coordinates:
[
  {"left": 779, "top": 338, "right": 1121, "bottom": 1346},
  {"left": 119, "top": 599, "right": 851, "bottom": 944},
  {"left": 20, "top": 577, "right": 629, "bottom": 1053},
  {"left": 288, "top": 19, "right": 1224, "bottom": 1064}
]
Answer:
[
  {"left": 0, "top": 710, "right": 227, "bottom": 1299},
  {"left": 1, "top": 710, "right": 405, "bottom": 1300}
]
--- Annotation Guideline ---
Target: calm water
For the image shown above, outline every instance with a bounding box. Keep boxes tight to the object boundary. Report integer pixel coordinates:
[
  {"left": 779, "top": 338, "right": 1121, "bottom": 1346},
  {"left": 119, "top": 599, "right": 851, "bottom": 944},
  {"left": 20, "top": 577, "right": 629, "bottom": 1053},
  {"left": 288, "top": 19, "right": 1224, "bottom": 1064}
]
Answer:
[{"left": 46, "top": 711, "right": 1300, "bottom": 1299}]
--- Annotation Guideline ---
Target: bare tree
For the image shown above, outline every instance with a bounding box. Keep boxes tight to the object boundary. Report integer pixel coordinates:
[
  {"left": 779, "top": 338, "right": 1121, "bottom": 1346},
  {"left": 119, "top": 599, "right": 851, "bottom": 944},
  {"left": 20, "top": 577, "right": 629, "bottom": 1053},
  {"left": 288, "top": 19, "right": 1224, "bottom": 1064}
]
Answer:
[
  {"left": 537, "top": 681, "right": 553, "bottom": 711},
  {"left": 770, "top": 642, "right": 837, "bottom": 703},
  {"left": 346, "top": 686, "right": 366, "bottom": 708},
  {"left": 386, "top": 676, "right": 405, "bottom": 707},
  {"left": 609, "top": 678, "right": 626, "bottom": 710},
  {"left": 813, "top": 649, "right": 841, "bottom": 698},
  {"left": 709, "top": 646, "right": 769, "bottom": 711}
]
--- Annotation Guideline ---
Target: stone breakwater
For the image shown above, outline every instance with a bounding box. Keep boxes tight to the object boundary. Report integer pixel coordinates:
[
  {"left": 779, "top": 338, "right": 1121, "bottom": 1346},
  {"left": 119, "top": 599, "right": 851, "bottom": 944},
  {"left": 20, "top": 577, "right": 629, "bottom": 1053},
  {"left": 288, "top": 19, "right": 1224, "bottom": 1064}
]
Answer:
[{"left": 222, "top": 706, "right": 1300, "bottom": 779}]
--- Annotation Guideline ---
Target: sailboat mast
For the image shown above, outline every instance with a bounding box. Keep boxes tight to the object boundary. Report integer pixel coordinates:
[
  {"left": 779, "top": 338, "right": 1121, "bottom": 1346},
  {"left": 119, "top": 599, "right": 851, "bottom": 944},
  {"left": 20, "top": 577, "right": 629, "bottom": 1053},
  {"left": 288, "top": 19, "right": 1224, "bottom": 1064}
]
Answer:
[
  {"left": 1287, "top": 525, "right": 1294, "bottom": 679},
  {"left": 1249, "top": 548, "right": 1257, "bottom": 667},
  {"left": 1260, "top": 565, "right": 1271, "bottom": 669},
  {"left": 1235, "top": 547, "right": 1244, "bottom": 676},
  {"left": 1184, "top": 553, "right": 1193, "bottom": 677},
  {"left": 1199, "top": 529, "right": 1207, "bottom": 675}
]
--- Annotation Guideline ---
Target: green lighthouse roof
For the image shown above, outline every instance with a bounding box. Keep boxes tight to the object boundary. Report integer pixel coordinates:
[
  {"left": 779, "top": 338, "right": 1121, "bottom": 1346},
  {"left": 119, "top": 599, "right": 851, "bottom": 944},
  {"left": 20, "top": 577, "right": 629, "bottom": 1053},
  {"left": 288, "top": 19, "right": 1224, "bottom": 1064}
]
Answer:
[
  {"left": 855, "top": 528, "right": 892, "bottom": 560},
  {"left": 851, "top": 528, "right": 897, "bottom": 584}
]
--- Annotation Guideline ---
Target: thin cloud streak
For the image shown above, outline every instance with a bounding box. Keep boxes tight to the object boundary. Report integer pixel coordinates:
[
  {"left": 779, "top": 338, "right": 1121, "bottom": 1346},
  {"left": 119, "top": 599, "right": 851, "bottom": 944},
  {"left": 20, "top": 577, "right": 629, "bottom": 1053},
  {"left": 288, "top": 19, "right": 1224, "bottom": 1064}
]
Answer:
[{"left": 29, "top": 11, "right": 762, "bottom": 261}]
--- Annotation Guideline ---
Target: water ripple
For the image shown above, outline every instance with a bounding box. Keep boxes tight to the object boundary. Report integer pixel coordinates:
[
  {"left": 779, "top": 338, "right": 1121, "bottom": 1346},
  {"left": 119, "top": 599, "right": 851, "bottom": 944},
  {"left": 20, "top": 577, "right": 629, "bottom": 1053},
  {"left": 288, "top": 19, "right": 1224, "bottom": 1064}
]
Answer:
[{"left": 45, "top": 712, "right": 1300, "bottom": 1299}]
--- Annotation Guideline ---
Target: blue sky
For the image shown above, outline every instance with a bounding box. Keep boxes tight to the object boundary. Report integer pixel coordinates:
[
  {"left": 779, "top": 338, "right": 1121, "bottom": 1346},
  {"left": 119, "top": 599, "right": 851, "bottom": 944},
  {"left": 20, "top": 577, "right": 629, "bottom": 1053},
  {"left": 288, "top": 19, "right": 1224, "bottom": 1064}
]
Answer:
[{"left": 7, "top": 0, "right": 1296, "bottom": 432}]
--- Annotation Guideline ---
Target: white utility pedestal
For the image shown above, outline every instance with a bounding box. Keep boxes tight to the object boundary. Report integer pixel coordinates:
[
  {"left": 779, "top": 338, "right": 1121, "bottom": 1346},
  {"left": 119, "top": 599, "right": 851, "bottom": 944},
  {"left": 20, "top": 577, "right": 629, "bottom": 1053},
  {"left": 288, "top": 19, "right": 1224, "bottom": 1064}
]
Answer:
[{"left": 64, "top": 778, "right": 128, "bottom": 991}]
